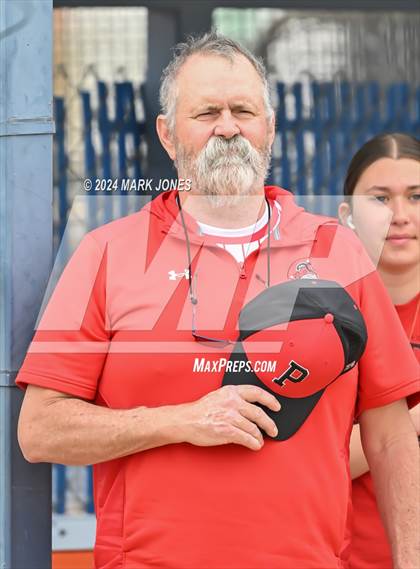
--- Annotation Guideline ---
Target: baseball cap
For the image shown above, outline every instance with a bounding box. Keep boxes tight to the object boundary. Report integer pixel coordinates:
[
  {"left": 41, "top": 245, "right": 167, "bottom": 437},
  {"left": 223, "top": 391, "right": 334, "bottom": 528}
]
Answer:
[{"left": 222, "top": 279, "right": 367, "bottom": 441}]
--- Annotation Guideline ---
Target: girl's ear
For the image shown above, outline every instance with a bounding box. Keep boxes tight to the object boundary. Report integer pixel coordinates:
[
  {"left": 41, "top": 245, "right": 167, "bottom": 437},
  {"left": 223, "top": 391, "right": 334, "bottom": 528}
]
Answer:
[{"left": 338, "top": 202, "right": 354, "bottom": 229}]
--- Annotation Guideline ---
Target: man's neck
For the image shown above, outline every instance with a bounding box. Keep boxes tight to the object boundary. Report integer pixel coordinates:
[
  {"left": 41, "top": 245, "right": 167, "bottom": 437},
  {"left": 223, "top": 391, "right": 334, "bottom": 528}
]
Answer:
[
  {"left": 178, "top": 189, "right": 267, "bottom": 229},
  {"left": 379, "top": 264, "right": 420, "bottom": 305}
]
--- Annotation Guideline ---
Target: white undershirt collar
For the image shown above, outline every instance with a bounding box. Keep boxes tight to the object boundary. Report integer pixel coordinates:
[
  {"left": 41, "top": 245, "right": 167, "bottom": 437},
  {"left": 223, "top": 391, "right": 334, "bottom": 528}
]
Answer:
[{"left": 197, "top": 202, "right": 269, "bottom": 238}]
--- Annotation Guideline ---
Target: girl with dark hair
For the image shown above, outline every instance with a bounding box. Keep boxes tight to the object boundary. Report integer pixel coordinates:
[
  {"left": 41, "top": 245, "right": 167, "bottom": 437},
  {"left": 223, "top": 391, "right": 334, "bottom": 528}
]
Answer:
[{"left": 338, "top": 132, "right": 420, "bottom": 569}]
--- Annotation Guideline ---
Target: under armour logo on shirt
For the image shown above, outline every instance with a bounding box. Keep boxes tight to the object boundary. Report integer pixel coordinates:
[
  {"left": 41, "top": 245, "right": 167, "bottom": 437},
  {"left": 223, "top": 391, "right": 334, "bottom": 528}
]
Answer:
[{"left": 168, "top": 269, "right": 190, "bottom": 281}]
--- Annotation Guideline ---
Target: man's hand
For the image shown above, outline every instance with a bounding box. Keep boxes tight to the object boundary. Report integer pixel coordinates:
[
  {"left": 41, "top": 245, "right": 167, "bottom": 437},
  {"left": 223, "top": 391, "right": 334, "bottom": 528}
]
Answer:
[{"left": 174, "top": 385, "right": 280, "bottom": 451}]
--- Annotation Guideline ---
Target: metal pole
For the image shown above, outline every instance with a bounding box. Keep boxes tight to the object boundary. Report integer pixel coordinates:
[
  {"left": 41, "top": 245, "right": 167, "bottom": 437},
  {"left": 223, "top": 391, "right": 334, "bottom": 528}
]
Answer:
[
  {"left": 144, "top": 7, "right": 178, "bottom": 181},
  {"left": 144, "top": 3, "right": 214, "bottom": 181},
  {"left": 0, "top": 1, "right": 54, "bottom": 567},
  {"left": 53, "top": 0, "right": 420, "bottom": 10}
]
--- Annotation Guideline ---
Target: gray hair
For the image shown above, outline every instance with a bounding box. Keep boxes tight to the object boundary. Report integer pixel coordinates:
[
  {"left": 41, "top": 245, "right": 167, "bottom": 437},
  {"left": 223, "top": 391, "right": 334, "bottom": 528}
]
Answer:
[{"left": 159, "top": 31, "right": 273, "bottom": 133}]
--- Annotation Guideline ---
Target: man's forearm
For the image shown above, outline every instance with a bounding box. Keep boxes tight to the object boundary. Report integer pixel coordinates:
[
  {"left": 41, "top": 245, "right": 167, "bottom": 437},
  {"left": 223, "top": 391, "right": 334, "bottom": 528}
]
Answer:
[
  {"left": 367, "top": 432, "right": 420, "bottom": 569},
  {"left": 18, "top": 383, "right": 280, "bottom": 465},
  {"left": 20, "top": 398, "right": 182, "bottom": 466}
]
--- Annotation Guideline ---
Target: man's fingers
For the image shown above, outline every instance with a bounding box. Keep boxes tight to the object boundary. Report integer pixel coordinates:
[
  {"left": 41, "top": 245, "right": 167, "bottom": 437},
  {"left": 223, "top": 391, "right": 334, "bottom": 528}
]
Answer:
[
  {"left": 240, "top": 401, "right": 278, "bottom": 438},
  {"left": 236, "top": 385, "right": 281, "bottom": 412},
  {"left": 229, "top": 425, "right": 264, "bottom": 451},
  {"left": 232, "top": 413, "right": 264, "bottom": 446}
]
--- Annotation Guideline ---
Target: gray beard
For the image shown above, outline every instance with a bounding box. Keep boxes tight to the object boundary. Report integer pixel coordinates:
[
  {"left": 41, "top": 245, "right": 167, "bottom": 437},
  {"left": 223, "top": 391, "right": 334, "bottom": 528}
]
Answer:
[{"left": 175, "top": 135, "right": 272, "bottom": 208}]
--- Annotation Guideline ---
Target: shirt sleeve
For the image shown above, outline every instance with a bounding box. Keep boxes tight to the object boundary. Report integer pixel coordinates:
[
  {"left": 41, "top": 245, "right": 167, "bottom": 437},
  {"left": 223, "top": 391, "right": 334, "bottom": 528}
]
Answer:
[
  {"left": 15, "top": 233, "right": 110, "bottom": 400},
  {"left": 355, "top": 268, "right": 420, "bottom": 418}
]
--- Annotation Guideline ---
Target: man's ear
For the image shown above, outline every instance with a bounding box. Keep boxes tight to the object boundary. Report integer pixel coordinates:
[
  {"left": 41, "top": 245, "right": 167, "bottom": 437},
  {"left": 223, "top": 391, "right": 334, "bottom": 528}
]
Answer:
[
  {"left": 338, "top": 202, "right": 352, "bottom": 227},
  {"left": 156, "top": 114, "right": 176, "bottom": 161}
]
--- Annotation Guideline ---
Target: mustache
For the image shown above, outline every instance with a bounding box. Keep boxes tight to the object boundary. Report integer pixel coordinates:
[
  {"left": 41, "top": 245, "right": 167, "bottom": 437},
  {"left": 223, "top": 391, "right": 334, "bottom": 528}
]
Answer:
[
  {"left": 199, "top": 135, "right": 261, "bottom": 166},
  {"left": 174, "top": 133, "right": 272, "bottom": 208}
]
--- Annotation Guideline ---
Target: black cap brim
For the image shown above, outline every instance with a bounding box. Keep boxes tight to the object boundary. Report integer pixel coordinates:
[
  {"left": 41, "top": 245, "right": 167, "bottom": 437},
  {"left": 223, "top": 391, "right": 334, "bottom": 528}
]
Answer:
[{"left": 222, "top": 343, "right": 325, "bottom": 441}]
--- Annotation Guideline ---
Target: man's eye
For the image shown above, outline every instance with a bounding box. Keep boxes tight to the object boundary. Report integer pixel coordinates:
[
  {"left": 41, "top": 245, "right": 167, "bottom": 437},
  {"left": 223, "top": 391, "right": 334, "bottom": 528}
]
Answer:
[
  {"left": 371, "top": 195, "right": 388, "bottom": 203},
  {"left": 410, "top": 193, "right": 420, "bottom": 202},
  {"left": 196, "top": 112, "right": 215, "bottom": 118}
]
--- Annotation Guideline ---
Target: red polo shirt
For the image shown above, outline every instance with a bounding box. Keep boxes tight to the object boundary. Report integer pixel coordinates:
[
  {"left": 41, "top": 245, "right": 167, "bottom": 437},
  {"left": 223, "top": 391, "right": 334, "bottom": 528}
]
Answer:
[{"left": 16, "top": 188, "right": 419, "bottom": 569}]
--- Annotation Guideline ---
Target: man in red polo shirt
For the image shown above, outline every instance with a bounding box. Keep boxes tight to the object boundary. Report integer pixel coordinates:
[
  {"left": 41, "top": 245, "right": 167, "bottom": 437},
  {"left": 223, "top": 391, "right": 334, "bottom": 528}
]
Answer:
[{"left": 16, "top": 33, "right": 419, "bottom": 569}]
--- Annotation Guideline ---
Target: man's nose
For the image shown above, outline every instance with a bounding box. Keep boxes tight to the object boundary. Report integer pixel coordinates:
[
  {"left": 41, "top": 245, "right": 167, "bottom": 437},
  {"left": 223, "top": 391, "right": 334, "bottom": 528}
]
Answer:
[
  {"left": 213, "top": 110, "right": 240, "bottom": 139},
  {"left": 390, "top": 198, "right": 410, "bottom": 225}
]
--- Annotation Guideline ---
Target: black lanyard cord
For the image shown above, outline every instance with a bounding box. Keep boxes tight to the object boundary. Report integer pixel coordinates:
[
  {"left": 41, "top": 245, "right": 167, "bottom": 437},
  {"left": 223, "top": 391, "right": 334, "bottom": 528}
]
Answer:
[
  {"left": 175, "top": 192, "right": 197, "bottom": 305},
  {"left": 175, "top": 192, "right": 272, "bottom": 305}
]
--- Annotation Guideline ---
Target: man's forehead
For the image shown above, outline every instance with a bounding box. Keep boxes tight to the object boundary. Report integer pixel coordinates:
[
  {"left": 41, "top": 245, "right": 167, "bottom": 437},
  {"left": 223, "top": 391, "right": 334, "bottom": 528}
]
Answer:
[
  {"left": 175, "top": 53, "right": 265, "bottom": 108},
  {"left": 178, "top": 51, "right": 258, "bottom": 76}
]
